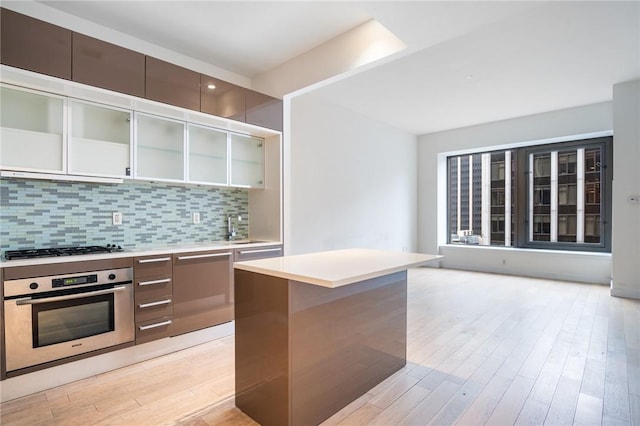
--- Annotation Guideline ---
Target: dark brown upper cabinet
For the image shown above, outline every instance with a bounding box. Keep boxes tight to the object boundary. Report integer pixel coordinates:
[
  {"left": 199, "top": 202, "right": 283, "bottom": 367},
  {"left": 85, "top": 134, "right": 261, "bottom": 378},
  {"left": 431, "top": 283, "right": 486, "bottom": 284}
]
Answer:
[
  {"left": 72, "top": 33, "right": 145, "bottom": 98},
  {"left": 145, "top": 56, "right": 200, "bottom": 111},
  {"left": 200, "top": 74, "right": 246, "bottom": 122},
  {"left": 0, "top": 8, "right": 72, "bottom": 80},
  {"left": 246, "top": 90, "right": 283, "bottom": 132}
]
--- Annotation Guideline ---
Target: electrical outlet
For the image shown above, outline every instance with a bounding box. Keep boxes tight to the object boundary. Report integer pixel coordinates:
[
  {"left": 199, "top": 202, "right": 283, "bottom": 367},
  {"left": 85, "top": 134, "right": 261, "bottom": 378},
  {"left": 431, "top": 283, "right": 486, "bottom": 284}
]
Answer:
[
  {"left": 112, "top": 212, "right": 123, "bottom": 225},
  {"left": 192, "top": 212, "right": 201, "bottom": 224}
]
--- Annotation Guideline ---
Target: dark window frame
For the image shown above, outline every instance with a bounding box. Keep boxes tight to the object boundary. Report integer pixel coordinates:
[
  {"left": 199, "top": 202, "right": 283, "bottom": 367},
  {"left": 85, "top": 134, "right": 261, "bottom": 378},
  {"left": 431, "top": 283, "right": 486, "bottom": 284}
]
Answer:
[{"left": 447, "top": 135, "right": 612, "bottom": 253}]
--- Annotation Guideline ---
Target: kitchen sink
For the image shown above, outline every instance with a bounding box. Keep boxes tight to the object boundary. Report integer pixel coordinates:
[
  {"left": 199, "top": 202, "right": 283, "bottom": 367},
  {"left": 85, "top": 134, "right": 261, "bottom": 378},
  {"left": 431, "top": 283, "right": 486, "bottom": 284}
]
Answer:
[{"left": 213, "top": 240, "right": 269, "bottom": 246}]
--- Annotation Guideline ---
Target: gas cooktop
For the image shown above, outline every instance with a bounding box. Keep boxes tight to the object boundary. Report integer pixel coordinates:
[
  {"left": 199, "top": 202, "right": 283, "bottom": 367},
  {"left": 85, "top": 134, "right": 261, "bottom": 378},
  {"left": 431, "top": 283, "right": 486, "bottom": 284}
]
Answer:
[{"left": 4, "top": 245, "right": 124, "bottom": 260}]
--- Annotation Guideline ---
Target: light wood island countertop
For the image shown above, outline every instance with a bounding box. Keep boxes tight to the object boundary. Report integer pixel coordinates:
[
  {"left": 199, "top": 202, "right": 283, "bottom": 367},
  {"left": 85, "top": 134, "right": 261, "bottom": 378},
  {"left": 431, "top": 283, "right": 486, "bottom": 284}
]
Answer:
[{"left": 233, "top": 248, "right": 442, "bottom": 288}]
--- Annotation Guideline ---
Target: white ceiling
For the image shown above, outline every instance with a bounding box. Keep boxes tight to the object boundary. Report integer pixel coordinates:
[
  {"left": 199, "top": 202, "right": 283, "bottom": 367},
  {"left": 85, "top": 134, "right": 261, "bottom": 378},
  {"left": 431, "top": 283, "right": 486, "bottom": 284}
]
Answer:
[{"left": 33, "top": 1, "right": 640, "bottom": 135}]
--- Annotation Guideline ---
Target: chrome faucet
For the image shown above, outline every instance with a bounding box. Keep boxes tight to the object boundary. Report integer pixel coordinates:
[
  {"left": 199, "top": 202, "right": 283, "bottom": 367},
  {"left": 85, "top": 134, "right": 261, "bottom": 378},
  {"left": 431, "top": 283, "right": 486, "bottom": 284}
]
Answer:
[{"left": 227, "top": 214, "right": 242, "bottom": 240}]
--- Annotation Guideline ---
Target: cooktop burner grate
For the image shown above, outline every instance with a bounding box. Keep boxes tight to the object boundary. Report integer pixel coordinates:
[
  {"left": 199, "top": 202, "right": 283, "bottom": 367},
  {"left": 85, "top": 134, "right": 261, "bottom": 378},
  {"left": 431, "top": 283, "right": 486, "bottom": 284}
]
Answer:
[{"left": 4, "top": 245, "right": 123, "bottom": 260}]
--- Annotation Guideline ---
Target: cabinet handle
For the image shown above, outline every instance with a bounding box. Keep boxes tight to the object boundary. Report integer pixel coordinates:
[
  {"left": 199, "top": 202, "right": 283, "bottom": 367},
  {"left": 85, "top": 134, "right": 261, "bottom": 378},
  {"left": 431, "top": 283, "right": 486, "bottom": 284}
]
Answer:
[
  {"left": 238, "top": 248, "right": 282, "bottom": 255},
  {"left": 138, "top": 257, "right": 171, "bottom": 264},
  {"left": 138, "top": 278, "right": 171, "bottom": 286},
  {"left": 138, "top": 319, "right": 172, "bottom": 331},
  {"left": 138, "top": 299, "right": 172, "bottom": 309},
  {"left": 176, "top": 252, "right": 231, "bottom": 261},
  {"left": 16, "top": 286, "right": 126, "bottom": 305}
]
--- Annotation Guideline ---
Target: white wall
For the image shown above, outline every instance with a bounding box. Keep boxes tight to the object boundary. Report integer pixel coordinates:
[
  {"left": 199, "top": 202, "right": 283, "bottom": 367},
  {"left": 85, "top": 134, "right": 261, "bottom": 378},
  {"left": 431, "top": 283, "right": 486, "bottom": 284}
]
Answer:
[
  {"left": 286, "top": 94, "right": 417, "bottom": 255},
  {"left": 611, "top": 80, "right": 640, "bottom": 299},
  {"left": 418, "top": 102, "right": 614, "bottom": 284}
]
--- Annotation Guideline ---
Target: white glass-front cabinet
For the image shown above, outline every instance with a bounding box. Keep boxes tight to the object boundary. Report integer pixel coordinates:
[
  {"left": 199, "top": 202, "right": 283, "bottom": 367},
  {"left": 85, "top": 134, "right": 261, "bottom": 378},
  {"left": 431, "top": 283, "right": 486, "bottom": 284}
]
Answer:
[
  {"left": 0, "top": 84, "right": 269, "bottom": 188},
  {"left": 135, "top": 113, "right": 185, "bottom": 182},
  {"left": 230, "top": 133, "right": 264, "bottom": 188},
  {"left": 0, "top": 85, "right": 65, "bottom": 173},
  {"left": 187, "top": 124, "right": 228, "bottom": 185},
  {"left": 69, "top": 100, "right": 132, "bottom": 178}
]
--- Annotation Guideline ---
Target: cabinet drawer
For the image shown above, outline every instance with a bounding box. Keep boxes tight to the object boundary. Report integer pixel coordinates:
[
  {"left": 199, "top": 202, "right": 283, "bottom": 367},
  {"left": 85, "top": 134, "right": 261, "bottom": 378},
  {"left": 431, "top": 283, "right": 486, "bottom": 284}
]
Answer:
[
  {"left": 234, "top": 246, "right": 283, "bottom": 261},
  {"left": 135, "top": 295, "right": 173, "bottom": 323},
  {"left": 135, "top": 275, "right": 173, "bottom": 301},
  {"left": 135, "top": 316, "right": 172, "bottom": 345},
  {"left": 134, "top": 255, "right": 172, "bottom": 278}
]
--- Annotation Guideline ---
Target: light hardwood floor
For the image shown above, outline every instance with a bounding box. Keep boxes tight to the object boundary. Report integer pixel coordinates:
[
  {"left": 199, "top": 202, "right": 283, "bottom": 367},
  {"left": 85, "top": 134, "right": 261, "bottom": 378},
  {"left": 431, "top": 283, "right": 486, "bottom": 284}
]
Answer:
[{"left": 1, "top": 268, "right": 638, "bottom": 425}]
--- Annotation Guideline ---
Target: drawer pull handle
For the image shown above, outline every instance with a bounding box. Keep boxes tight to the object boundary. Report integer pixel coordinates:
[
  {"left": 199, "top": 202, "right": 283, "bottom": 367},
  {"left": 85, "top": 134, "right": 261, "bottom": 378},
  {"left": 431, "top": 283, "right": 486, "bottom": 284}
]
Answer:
[
  {"left": 138, "top": 299, "right": 172, "bottom": 309},
  {"left": 138, "top": 320, "right": 172, "bottom": 331},
  {"left": 239, "top": 248, "right": 282, "bottom": 255},
  {"left": 138, "top": 278, "right": 171, "bottom": 286},
  {"left": 138, "top": 257, "right": 171, "bottom": 264},
  {"left": 177, "top": 252, "right": 231, "bottom": 261}
]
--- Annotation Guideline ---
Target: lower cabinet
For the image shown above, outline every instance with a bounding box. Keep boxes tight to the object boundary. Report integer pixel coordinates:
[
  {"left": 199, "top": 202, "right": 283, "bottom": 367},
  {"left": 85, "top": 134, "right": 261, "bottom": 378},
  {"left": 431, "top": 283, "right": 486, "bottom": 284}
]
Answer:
[
  {"left": 133, "top": 255, "right": 173, "bottom": 344},
  {"left": 234, "top": 245, "right": 283, "bottom": 262},
  {"left": 132, "top": 245, "right": 280, "bottom": 344},
  {"left": 171, "top": 250, "right": 233, "bottom": 336}
]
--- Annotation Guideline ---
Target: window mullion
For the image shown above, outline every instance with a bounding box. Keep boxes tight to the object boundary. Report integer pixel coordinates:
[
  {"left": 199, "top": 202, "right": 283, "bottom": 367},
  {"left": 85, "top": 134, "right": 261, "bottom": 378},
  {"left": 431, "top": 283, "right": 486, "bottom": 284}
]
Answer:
[
  {"left": 468, "top": 155, "right": 473, "bottom": 234},
  {"left": 576, "top": 148, "right": 585, "bottom": 243},
  {"left": 505, "top": 150, "right": 512, "bottom": 246},
  {"left": 550, "top": 151, "right": 558, "bottom": 242},
  {"left": 481, "top": 153, "right": 491, "bottom": 245},
  {"left": 457, "top": 157, "right": 461, "bottom": 233},
  {"left": 528, "top": 154, "right": 534, "bottom": 242}
]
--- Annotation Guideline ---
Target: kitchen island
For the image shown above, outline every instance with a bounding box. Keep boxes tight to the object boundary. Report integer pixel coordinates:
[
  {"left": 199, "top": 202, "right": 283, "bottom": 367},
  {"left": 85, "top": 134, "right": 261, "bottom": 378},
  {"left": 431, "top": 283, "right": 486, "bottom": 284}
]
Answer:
[{"left": 233, "top": 248, "right": 441, "bottom": 426}]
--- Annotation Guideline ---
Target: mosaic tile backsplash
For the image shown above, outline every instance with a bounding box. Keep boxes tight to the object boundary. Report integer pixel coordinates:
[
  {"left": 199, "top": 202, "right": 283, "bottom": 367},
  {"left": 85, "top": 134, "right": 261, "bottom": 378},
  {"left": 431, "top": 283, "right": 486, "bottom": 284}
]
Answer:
[{"left": 0, "top": 178, "right": 249, "bottom": 253}]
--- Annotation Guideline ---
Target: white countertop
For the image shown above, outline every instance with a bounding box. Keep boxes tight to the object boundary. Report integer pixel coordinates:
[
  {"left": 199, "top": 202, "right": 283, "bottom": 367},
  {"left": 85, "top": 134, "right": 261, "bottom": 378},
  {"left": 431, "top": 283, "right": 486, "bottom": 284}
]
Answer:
[
  {"left": 233, "top": 248, "right": 442, "bottom": 288},
  {"left": 0, "top": 240, "right": 281, "bottom": 268}
]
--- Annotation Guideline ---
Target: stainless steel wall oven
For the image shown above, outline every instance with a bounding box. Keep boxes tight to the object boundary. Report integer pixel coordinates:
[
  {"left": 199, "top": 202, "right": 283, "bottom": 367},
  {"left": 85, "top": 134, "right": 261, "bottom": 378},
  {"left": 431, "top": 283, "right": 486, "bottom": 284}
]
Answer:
[{"left": 3, "top": 266, "right": 134, "bottom": 373}]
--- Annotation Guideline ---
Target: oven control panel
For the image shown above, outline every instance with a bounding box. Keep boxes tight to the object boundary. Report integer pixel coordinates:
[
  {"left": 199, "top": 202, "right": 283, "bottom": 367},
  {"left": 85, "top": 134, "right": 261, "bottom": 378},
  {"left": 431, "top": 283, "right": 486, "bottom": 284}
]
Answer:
[
  {"left": 3, "top": 268, "right": 133, "bottom": 298},
  {"left": 52, "top": 274, "right": 99, "bottom": 288}
]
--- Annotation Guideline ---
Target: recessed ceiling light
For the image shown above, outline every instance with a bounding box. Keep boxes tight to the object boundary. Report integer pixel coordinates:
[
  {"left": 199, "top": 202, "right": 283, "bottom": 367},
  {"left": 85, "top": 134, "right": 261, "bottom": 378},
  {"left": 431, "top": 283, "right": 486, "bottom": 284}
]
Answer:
[
  {"left": 207, "top": 84, "right": 216, "bottom": 90},
  {"left": 464, "top": 75, "right": 473, "bottom": 80}
]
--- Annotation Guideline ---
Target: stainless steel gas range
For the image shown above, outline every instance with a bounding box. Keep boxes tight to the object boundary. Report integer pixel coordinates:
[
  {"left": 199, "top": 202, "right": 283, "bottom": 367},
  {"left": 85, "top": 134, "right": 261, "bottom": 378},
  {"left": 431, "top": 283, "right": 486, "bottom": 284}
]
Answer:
[{"left": 2, "top": 245, "right": 134, "bottom": 375}]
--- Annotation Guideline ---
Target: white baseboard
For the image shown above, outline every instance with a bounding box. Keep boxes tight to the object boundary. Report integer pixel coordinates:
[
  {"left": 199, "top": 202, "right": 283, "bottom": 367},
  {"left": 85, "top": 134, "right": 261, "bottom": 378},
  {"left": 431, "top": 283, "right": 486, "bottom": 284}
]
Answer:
[{"left": 610, "top": 286, "right": 640, "bottom": 300}]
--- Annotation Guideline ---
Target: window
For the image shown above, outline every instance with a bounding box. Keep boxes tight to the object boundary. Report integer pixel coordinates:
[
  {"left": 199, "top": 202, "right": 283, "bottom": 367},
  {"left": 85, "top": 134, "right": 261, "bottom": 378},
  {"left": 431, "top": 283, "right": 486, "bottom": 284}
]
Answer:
[
  {"left": 491, "top": 189, "right": 505, "bottom": 207},
  {"left": 558, "top": 184, "right": 577, "bottom": 205},
  {"left": 447, "top": 136, "right": 612, "bottom": 252},
  {"left": 533, "top": 187, "right": 551, "bottom": 205},
  {"left": 491, "top": 161, "right": 505, "bottom": 180},
  {"left": 533, "top": 215, "right": 551, "bottom": 238},
  {"left": 533, "top": 154, "right": 551, "bottom": 177},
  {"left": 558, "top": 152, "right": 577, "bottom": 175},
  {"left": 491, "top": 215, "right": 505, "bottom": 232}
]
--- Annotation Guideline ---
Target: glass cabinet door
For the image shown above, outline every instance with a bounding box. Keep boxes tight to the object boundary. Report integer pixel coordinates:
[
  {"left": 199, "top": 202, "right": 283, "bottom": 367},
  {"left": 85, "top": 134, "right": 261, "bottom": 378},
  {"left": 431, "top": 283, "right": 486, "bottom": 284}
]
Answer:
[
  {"left": 187, "top": 124, "right": 228, "bottom": 185},
  {"left": 69, "top": 100, "right": 132, "bottom": 177},
  {"left": 0, "top": 85, "right": 65, "bottom": 173},
  {"left": 135, "top": 113, "right": 185, "bottom": 181},
  {"left": 230, "top": 133, "right": 264, "bottom": 188}
]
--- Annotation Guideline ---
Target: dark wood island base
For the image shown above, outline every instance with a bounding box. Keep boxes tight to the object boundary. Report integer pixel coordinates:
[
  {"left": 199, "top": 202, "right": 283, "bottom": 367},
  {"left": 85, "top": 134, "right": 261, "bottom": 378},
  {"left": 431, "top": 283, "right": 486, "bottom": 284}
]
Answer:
[{"left": 234, "top": 269, "right": 407, "bottom": 425}]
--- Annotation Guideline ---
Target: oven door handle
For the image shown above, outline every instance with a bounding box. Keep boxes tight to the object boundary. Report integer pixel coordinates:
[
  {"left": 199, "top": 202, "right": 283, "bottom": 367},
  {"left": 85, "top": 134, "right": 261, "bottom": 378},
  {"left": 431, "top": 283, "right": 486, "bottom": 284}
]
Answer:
[{"left": 15, "top": 286, "right": 128, "bottom": 305}]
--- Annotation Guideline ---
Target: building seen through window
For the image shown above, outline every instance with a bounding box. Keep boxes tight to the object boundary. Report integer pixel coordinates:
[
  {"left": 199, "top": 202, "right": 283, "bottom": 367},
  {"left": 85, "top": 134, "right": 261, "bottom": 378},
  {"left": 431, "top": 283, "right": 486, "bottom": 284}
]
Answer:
[{"left": 447, "top": 136, "right": 611, "bottom": 252}]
